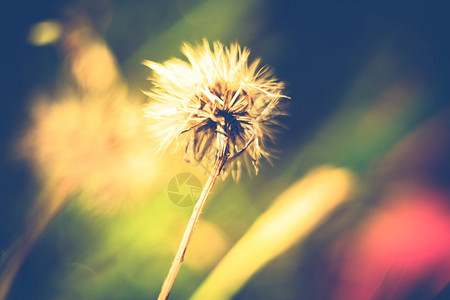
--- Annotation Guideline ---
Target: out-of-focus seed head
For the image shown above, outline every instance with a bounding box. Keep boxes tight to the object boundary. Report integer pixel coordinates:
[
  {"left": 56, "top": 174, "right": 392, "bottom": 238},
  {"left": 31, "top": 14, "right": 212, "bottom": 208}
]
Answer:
[{"left": 21, "top": 95, "right": 159, "bottom": 213}]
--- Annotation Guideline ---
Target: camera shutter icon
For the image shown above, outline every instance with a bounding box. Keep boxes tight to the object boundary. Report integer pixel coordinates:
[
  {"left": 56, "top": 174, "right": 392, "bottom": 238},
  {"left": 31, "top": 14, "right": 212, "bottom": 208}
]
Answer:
[{"left": 167, "top": 173, "right": 202, "bottom": 207}]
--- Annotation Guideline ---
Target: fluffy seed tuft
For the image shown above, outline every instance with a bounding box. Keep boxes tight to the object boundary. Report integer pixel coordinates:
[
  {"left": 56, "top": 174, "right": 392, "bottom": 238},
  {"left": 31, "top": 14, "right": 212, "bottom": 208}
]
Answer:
[{"left": 144, "top": 39, "right": 288, "bottom": 179}]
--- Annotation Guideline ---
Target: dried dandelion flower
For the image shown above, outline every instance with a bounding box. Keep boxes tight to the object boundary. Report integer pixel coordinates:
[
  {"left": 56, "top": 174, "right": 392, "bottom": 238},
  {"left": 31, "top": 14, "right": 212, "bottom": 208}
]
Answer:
[
  {"left": 143, "top": 39, "right": 288, "bottom": 300},
  {"left": 144, "top": 39, "right": 288, "bottom": 180}
]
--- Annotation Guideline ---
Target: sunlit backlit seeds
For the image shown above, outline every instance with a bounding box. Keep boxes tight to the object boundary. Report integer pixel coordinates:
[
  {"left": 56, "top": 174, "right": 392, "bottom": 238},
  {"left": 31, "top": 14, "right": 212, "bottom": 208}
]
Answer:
[{"left": 144, "top": 39, "right": 288, "bottom": 180}]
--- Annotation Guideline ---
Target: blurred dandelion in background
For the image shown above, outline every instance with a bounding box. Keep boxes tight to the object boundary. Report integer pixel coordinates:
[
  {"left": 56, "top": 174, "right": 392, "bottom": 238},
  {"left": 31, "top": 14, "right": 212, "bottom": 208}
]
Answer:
[
  {"left": 22, "top": 94, "right": 157, "bottom": 213},
  {"left": 0, "top": 15, "right": 160, "bottom": 300}
]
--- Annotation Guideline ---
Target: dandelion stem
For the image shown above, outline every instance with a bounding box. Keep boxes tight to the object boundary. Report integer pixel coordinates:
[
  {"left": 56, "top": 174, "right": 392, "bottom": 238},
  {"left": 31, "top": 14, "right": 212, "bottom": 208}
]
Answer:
[
  {"left": 157, "top": 135, "right": 228, "bottom": 300},
  {"left": 0, "top": 185, "right": 68, "bottom": 300}
]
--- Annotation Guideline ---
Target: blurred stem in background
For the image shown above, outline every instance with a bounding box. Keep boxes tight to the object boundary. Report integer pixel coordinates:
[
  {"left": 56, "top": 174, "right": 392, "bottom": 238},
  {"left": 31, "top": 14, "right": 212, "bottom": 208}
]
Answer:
[{"left": 0, "top": 185, "right": 68, "bottom": 300}]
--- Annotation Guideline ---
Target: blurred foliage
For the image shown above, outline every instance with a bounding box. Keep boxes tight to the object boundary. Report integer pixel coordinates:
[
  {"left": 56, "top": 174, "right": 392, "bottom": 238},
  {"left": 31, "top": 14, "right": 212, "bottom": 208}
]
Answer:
[{"left": 1, "top": 0, "right": 450, "bottom": 300}]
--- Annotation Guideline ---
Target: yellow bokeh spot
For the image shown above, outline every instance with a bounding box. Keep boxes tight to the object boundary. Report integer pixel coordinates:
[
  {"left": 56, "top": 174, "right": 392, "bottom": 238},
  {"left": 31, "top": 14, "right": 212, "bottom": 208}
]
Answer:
[
  {"left": 28, "top": 21, "right": 62, "bottom": 46},
  {"left": 191, "top": 166, "right": 355, "bottom": 300}
]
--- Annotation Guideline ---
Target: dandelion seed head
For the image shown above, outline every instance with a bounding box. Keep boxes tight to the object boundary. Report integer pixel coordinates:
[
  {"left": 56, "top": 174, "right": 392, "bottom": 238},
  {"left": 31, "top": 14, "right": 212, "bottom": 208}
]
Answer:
[{"left": 144, "top": 39, "right": 288, "bottom": 179}]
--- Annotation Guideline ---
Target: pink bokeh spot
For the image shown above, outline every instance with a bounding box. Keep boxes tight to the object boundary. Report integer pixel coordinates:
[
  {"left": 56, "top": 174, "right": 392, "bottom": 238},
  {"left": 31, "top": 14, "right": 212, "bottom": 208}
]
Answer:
[{"left": 333, "top": 185, "right": 450, "bottom": 300}]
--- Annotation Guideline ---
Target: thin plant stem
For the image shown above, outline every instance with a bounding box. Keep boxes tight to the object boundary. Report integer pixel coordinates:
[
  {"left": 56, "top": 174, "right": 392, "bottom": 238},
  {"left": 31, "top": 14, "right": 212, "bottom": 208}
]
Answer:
[
  {"left": 0, "top": 184, "right": 68, "bottom": 300},
  {"left": 157, "top": 135, "right": 228, "bottom": 300}
]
